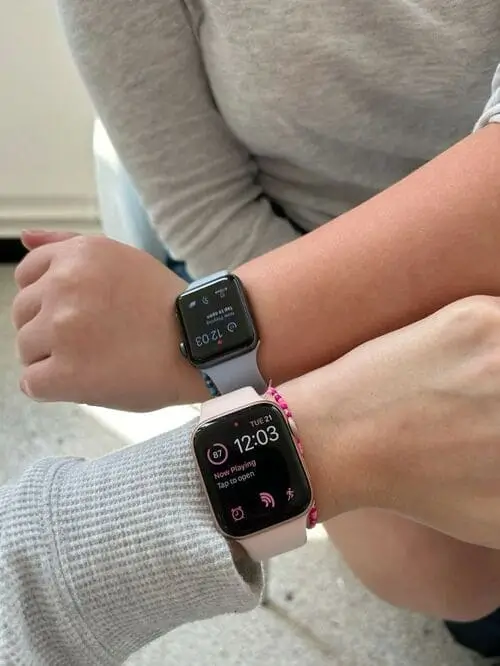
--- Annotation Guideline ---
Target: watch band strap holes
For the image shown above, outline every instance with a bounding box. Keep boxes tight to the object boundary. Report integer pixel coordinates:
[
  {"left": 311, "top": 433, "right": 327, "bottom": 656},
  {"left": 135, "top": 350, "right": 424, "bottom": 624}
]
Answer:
[{"left": 203, "top": 373, "right": 221, "bottom": 397}]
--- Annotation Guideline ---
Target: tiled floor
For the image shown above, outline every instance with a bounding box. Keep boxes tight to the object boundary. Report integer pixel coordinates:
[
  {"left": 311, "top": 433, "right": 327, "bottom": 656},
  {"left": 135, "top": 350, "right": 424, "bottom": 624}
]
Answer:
[{"left": 0, "top": 264, "right": 485, "bottom": 665}]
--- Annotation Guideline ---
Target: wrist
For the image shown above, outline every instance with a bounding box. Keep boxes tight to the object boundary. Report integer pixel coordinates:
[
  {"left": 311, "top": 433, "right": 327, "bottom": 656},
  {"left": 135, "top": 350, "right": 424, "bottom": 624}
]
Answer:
[
  {"left": 278, "top": 368, "right": 389, "bottom": 521},
  {"left": 142, "top": 328, "right": 209, "bottom": 410},
  {"left": 170, "top": 354, "right": 212, "bottom": 405},
  {"left": 152, "top": 276, "right": 211, "bottom": 407}
]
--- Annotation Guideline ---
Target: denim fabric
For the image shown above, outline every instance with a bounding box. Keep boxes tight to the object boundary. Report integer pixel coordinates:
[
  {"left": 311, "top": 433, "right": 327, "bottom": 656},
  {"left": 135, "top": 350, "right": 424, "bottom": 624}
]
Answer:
[{"left": 446, "top": 611, "right": 500, "bottom": 658}]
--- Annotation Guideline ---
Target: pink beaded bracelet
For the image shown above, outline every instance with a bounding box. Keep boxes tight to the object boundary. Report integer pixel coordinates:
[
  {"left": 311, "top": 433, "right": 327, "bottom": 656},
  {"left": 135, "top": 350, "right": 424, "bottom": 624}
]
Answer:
[{"left": 265, "top": 384, "right": 318, "bottom": 529}]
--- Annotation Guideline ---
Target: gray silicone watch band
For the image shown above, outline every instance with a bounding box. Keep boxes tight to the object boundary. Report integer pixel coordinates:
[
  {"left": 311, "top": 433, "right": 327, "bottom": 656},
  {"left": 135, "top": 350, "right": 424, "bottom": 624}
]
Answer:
[
  {"left": 204, "top": 345, "right": 267, "bottom": 395},
  {"left": 189, "top": 270, "right": 229, "bottom": 288},
  {"left": 187, "top": 271, "right": 266, "bottom": 394}
]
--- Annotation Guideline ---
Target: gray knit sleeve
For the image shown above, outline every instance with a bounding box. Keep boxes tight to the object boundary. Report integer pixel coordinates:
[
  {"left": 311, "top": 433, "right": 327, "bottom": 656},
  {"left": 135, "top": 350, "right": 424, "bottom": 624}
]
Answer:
[
  {"left": 57, "top": 0, "right": 299, "bottom": 278},
  {"left": 475, "top": 64, "right": 500, "bottom": 129},
  {"left": 0, "top": 421, "right": 262, "bottom": 665}
]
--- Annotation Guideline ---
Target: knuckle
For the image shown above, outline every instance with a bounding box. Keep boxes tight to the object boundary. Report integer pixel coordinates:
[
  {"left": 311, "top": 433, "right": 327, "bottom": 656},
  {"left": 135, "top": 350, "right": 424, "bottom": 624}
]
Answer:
[
  {"left": 13, "top": 261, "right": 25, "bottom": 287},
  {"left": 53, "top": 305, "right": 76, "bottom": 327},
  {"left": 15, "top": 341, "right": 27, "bottom": 367},
  {"left": 446, "top": 296, "right": 500, "bottom": 339},
  {"left": 50, "top": 306, "right": 80, "bottom": 336},
  {"left": 13, "top": 255, "right": 33, "bottom": 288},
  {"left": 52, "top": 262, "right": 79, "bottom": 289},
  {"left": 51, "top": 241, "right": 97, "bottom": 289},
  {"left": 68, "top": 233, "right": 99, "bottom": 259},
  {"left": 15, "top": 328, "right": 32, "bottom": 366},
  {"left": 11, "top": 293, "right": 23, "bottom": 328}
]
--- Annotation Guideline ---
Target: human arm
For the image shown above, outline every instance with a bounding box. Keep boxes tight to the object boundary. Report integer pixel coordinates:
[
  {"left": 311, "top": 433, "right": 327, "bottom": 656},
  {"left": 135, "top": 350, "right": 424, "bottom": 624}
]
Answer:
[
  {"left": 56, "top": 0, "right": 300, "bottom": 278},
  {"left": 58, "top": 0, "right": 500, "bottom": 380},
  {"left": 237, "top": 118, "right": 500, "bottom": 384},
  {"left": 13, "top": 122, "right": 500, "bottom": 411},
  {"left": 0, "top": 425, "right": 261, "bottom": 666},
  {"left": 6, "top": 295, "right": 500, "bottom": 664}
]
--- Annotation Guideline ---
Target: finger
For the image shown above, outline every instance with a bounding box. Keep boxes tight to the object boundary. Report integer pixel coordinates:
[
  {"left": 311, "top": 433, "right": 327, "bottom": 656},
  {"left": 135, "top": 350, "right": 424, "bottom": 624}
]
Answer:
[
  {"left": 21, "top": 229, "right": 81, "bottom": 250},
  {"left": 20, "top": 357, "right": 74, "bottom": 403},
  {"left": 11, "top": 281, "right": 44, "bottom": 329},
  {"left": 19, "top": 358, "right": 52, "bottom": 401},
  {"left": 16, "top": 317, "right": 51, "bottom": 367},
  {"left": 14, "top": 247, "right": 52, "bottom": 289}
]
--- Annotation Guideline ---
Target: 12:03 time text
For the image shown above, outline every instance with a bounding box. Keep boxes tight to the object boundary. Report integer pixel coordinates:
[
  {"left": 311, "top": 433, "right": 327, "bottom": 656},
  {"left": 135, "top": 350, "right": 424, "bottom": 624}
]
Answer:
[{"left": 235, "top": 426, "right": 279, "bottom": 454}]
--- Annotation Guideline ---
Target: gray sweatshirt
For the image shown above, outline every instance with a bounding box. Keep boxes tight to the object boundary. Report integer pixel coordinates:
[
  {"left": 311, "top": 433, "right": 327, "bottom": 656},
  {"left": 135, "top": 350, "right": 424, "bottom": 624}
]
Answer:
[
  {"left": 0, "top": 422, "right": 262, "bottom": 664},
  {"left": 59, "top": 0, "right": 500, "bottom": 277}
]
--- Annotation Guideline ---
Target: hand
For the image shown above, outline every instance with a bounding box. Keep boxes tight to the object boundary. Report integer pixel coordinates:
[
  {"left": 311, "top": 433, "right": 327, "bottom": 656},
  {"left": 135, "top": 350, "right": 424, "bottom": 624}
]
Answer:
[
  {"left": 285, "top": 295, "right": 500, "bottom": 549},
  {"left": 12, "top": 231, "right": 206, "bottom": 410}
]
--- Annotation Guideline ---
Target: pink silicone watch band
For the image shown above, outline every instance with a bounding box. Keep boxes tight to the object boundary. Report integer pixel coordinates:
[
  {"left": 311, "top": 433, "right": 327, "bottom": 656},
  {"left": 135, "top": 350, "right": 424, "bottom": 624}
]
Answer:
[
  {"left": 198, "top": 388, "right": 310, "bottom": 561},
  {"left": 199, "top": 387, "right": 261, "bottom": 421}
]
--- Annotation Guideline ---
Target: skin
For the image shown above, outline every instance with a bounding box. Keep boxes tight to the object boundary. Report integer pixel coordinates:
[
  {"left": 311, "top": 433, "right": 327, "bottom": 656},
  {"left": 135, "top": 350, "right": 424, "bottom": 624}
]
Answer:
[
  {"left": 236, "top": 124, "right": 500, "bottom": 386},
  {"left": 13, "top": 123, "right": 500, "bottom": 622},
  {"left": 284, "top": 296, "right": 500, "bottom": 621},
  {"left": 15, "top": 125, "right": 500, "bottom": 405},
  {"left": 8, "top": 296, "right": 500, "bottom": 666}
]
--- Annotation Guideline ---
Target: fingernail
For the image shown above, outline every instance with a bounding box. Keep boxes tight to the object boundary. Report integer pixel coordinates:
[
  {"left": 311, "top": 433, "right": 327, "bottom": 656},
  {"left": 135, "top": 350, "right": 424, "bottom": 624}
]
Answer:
[{"left": 20, "top": 379, "right": 32, "bottom": 397}]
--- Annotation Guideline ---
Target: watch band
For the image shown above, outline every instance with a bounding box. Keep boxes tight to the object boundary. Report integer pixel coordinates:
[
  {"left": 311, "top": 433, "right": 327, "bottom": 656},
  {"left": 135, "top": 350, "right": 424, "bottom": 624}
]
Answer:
[
  {"left": 199, "top": 388, "right": 309, "bottom": 561},
  {"left": 198, "top": 386, "right": 261, "bottom": 420},
  {"left": 189, "top": 270, "right": 229, "bottom": 288},
  {"left": 203, "top": 346, "right": 267, "bottom": 395},
  {"left": 238, "top": 517, "right": 307, "bottom": 562},
  {"left": 185, "top": 272, "right": 266, "bottom": 395}
]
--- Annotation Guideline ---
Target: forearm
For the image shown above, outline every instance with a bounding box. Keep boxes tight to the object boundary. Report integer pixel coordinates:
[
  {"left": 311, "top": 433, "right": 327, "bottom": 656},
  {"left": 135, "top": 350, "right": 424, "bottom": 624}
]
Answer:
[
  {"left": 0, "top": 431, "right": 262, "bottom": 665},
  {"left": 237, "top": 124, "right": 500, "bottom": 383},
  {"left": 0, "top": 370, "right": 371, "bottom": 663}
]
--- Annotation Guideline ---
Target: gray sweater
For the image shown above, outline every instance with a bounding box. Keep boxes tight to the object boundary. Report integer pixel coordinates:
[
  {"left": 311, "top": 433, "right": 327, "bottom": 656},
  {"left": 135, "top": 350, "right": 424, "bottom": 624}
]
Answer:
[
  {"left": 0, "top": 422, "right": 262, "bottom": 664},
  {"left": 59, "top": 0, "right": 500, "bottom": 277}
]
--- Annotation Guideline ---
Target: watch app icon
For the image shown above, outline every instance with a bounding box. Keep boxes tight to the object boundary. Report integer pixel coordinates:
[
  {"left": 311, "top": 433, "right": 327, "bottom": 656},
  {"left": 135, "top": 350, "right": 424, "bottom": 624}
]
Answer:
[
  {"left": 207, "top": 443, "right": 228, "bottom": 466},
  {"left": 231, "top": 506, "right": 245, "bottom": 522}
]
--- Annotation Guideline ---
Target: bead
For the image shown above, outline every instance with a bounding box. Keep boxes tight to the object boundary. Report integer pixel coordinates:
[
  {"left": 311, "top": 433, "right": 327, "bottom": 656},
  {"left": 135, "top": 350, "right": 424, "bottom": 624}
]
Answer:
[{"left": 264, "top": 384, "right": 317, "bottom": 529}]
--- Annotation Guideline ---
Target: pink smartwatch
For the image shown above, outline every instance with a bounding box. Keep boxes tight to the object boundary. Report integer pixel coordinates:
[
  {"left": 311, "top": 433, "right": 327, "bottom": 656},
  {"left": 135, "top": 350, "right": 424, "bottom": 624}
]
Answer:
[{"left": 192, "top": 387, "right": 315, "bottom": 561}]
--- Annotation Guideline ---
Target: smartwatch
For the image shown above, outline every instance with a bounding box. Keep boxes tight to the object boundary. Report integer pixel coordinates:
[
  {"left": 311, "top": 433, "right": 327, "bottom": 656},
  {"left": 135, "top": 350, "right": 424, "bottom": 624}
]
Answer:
[
  {"left": 175, "top": 271, "right": 266, "bottom": 395},
  {"left": 192, "top": 387, "right": 314, "bottom": 561}
]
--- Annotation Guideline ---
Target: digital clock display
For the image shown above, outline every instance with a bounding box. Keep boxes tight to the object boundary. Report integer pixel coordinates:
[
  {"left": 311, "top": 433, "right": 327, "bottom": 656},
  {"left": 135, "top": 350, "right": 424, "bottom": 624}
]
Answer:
[
  {"left": 193, "top": 402, "right": 312, "bottom": 539},
  {"left": 176, "top": 274, "right": 257, "bottom": 366}
]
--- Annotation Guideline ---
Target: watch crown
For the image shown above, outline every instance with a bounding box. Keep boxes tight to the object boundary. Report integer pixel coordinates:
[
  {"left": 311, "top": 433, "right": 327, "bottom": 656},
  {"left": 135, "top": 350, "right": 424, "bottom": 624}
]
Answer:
[{"left": 179, "top": 341, "right": 188, "bottom": 358}]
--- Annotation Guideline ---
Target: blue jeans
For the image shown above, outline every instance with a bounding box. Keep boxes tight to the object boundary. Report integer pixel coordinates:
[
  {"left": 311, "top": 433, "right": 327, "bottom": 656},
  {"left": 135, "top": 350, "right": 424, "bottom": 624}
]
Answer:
[
  {"left": 102, "top": 167, "right": 300, "bottom": 284},
  {"left": 94, "top": 130, "right": 191, "bottom": 281},
  {"left": 165, "top": 250, "right": 191, "bottom": 282},
  {"left": 124, "top": 176, "right": 191, "bottom": 280}
]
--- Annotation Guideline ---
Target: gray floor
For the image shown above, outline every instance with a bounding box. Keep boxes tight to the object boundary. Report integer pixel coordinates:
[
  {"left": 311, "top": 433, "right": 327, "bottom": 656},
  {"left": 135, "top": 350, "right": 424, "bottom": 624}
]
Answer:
[{"left": 0, "top": 264, "right": 485, "bottom": 665}]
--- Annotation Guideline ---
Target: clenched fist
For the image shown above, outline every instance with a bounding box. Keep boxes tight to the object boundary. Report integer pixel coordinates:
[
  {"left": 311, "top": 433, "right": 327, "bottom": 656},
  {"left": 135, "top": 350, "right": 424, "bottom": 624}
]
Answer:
[{"left": 12, "top": 231, "right": 206, "bottom": 410}]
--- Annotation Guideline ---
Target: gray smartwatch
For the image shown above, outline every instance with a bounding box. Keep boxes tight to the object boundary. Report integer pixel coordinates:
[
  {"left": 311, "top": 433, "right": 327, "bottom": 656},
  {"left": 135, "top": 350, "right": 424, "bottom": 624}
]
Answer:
[{"left": 175, "top": 271, "right": 267, "bottom": 395}]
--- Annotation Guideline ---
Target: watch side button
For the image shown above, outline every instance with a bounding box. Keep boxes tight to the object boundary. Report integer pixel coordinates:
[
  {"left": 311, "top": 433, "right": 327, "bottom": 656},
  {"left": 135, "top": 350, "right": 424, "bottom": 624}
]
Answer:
[{"left": 179, "top": 341, "right": 188, "bottom": 358}]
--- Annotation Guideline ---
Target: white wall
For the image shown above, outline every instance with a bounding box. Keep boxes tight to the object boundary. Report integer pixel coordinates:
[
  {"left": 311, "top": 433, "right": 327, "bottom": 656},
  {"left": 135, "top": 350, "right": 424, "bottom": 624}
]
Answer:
[{"left": 0, "top": 1, "right": 99, "bottom": 236}]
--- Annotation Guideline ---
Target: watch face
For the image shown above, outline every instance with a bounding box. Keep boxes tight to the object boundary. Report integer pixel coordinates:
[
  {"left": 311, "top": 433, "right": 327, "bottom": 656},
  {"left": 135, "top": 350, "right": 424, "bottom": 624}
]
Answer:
[
  {"left": 193, "top": 402, "right": 312, "bottom": 539},
  {"left": 176, "top": 274, "right": 257, "bottom": 367}
]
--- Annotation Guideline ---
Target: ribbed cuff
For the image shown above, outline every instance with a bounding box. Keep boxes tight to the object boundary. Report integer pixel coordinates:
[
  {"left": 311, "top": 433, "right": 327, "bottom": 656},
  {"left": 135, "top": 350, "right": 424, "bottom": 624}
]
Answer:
[{"left": 47, "top": 421, "right": 262, "bottom": 664}]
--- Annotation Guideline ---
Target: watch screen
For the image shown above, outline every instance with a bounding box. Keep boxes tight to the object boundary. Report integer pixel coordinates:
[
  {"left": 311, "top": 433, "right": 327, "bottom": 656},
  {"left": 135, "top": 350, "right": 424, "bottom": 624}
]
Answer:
[
  {"left": 194, "top": 402, "right": 312, "bottom": 538},
  {"left": 176, "top": 275, "right": 257, "bottom": 365}
]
